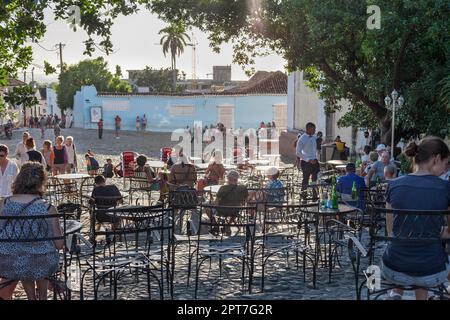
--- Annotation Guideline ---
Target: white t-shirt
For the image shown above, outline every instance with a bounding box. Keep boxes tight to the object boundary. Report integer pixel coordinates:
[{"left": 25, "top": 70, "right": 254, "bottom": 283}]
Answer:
[
  {"left": 14, "top": 142, "right": 28, "bottom": 167},
  {"left": 65, "top": 144, "right": 76, "bottom": 165},
  {"left": 0, "top": 160, "right": 19, "bottom": 197}
]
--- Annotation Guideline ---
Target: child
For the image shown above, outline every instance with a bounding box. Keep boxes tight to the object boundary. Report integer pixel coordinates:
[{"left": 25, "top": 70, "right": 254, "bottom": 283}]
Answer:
[
  {"left": 103, "top": 158, "right": 114, "bottom": 178},
  {"left": 114, "top": 162, "right": 124, "bottom": 177},
  {"left": 85, "top": 153, "right": 100, "bottom": 175}
]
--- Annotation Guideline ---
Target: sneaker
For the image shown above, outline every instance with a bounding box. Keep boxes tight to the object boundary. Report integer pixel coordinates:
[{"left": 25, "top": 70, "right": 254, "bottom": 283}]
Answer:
[{"left": 387, "top": 290, "right": 402, "bottom": 300}]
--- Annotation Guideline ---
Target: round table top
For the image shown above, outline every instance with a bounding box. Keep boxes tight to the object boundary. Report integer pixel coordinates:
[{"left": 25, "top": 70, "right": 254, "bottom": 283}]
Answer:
[
  {"left": 147, "top": 161, "right": 165, "bottom": 169},
  {"left": 62, "top": 220, "right": 83, "bottom": 235},
  {"left": 326, "top": 160, "right": 348, "bottom": 166},
  {"left": 104, "top": 205, "right": 161, "bottom": 220},
  {"left": 55, "top": 173, "right": 91, "bottom": 180},
  {"left": 204, "top": 185, "right": 222, "bottom": 193},
  {"left": 248, "top": 159, "right": 270, "bottom": 166},
  {"left": 224, "top": 164, "right": 237, "bottom": 170},
  {"left": 261, "top": 154, "right": 281, "bottom": 158},
  {"left": 254, "top": 165, "right": 275, "bottom": 173},
  {"left": 258, "top": 139, "right": 279, "bottom": 143},
  {"left": 335, "top": 165, "right": 347, "bottom": 169},
  {"left": 309, "top": 203, "right": 357, "bottom": 215}
]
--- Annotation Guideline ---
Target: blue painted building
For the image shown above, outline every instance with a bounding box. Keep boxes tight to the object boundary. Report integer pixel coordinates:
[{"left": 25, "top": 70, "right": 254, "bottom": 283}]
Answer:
[{"left": 73, "top": 71, "right": 288, "bottom": 132}]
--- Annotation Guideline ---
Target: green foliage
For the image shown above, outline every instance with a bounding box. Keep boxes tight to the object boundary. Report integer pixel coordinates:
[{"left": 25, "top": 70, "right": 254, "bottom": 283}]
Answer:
[
  {"left": 337, "top": 104, "right": 379, "bottom": 131},
  {"left": 4, "top": 85, "right": 39, "bottom": 126},
  {"left": 150, "top": 0, "right": 450, "bottom": 142},
  {"left": 57, "top": 57, "right": 131, "bottom": 111},
  {"left": 398, "top": 153, "right": 413, "bottom": 174},
  {"left": 132, "top": 67, "right": 176, "bottom": 92},
  {"left": 44, "top": 61, "right": 57, "bottom": 76},
  {"left": 0, "top": 0, "right": 144, "bottom": 85},
  {"left": 115, "top": 65, "right": 123, "bottom": 78},
  {"left": 0, "top": 95, "right": 6, "bottom": 119},
  {"left": 3, "top": 85, "right": 38, "bottom": 109}
]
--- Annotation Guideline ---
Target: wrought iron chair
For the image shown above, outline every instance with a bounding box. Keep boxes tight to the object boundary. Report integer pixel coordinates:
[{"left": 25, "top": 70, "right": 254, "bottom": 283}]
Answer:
[
  {"left": 0, "top": 209, "right": 72, "bottom": 300},
  {"left": 259, "top": 203, "right": 318, "bottom": 291},
  {"left": 193, "top": 204, "right": 257, "bottom": 298},
  {"left": 79, "top": 205, "right": 174, "bottom": 300},
  {"left": 358, "top": 207, "right": 450, "bottom": 300}
]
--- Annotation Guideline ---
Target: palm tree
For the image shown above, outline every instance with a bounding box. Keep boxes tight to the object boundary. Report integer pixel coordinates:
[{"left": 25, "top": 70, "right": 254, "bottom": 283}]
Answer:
[{"left": 159, "top": 24, "right": 190, "bottom": 91}]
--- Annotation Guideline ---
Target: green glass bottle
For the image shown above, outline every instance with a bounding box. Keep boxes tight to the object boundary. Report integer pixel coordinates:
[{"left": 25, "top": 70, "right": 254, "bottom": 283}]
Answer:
[
  {"left": 351, "top": 181, "right": 357, "bottom": 200},
  {"left": 331, "top": 186, "right": 338, "bottom": 209}
]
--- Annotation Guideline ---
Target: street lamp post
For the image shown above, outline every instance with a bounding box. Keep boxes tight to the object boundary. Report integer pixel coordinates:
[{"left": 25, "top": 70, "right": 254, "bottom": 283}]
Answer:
[{"left": 384, "top": 90, "right": 405, "bottom": 160}]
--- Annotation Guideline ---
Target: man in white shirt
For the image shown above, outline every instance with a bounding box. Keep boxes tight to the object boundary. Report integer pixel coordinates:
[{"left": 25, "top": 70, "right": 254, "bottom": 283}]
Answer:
[
  {"left": 14, "top": 131, "right": 30, "bottom": 168},
  {"left": 65, "top": 136, "right": 78, "bottom": 173},
  {"left": 0, "top": 145, "right": 19, "bottom": 198},
  {"left": 357, "top": 131, "right": 372, "bottom": 156},
  {"left": 296, "top": 122, "right": 320, "bottom": 201}
]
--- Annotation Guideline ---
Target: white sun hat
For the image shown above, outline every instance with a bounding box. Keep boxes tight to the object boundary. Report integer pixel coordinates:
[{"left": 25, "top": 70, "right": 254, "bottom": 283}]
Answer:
[{"left": 266, "top": 167, "right": 279, "bottom": 176}]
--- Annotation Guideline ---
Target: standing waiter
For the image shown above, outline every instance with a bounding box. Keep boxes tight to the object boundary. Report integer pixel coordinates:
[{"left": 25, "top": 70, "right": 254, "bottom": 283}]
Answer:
[{"left": 296, "top": 122, "right": 320, "bottom": 202}]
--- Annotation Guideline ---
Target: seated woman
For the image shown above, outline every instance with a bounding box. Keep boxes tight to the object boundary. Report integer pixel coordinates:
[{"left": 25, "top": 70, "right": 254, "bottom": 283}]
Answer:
[
  {"left": 382, "top": 136, "right": 450, "bottom": 300},
  {"left": 133, "top": 154, "right": 157, "bottom": 188},
  {"left": 197, "top": 150, "right": 225, "bottom": 191},
  {"left": 0, "top": 163, "right": 63, "bottom": 300},
  {"left": 168, "top": 154, "right": 197, "bottom": 189},
  {"left": 265, "top": 167, "right": 285, "bottom": 203},
  {"left": 248, "top": 167, "right": 285, "bottom": 206}
]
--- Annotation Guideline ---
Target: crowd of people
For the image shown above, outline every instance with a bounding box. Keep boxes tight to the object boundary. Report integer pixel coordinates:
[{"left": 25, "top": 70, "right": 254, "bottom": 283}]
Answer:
[
  {"left": 0, "top": 116, "right": 448, "bottom": 300},
  {"left": 295, "top": 122, "right": 450, "bottom": 300}
]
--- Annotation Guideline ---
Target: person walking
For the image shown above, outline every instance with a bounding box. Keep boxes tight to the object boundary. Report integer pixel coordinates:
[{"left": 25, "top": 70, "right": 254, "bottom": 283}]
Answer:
[
  {"left": 24, "top": 137, "right": 46, "bottom": 167},
  {"left": 14, "top": 131, "right": 30, "bottom": 168},
  {"left": 0, "top": 145, "right": 19, "bottom": 199},
  {"left": 114, "top": 115, "right": 121, "bottom": 139},
  {"left": 64, "top": 136, "right": 77, "bottom": 173},
  {"left": 53, "top": 122, "right": 61, "bottom": 138},
  {"left": 52, "top": 136, "right": 68, "bottom": 176},
  {"left": 296, "top": 122, "right": 320, "bottom": 202},
  {"left": 97, "top": 118, "right": 103, "bottom": 140},
  {"left": 135, "top": 116, "right": 141, "bottom": 132},
  {"left": 39, "top": 116, "right": 46, "bottom": 139},
  {"left": 141, "top": 114, "right": 147, "bottom": 132}
]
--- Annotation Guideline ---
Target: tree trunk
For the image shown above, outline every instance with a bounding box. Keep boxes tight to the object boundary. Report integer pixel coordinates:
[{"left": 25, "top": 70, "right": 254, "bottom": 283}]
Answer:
[
  {"left": 379, "top": 116, "right": 398, "bottom": 147},
  {"left": 172, "top": 56, "right": 177, "bottom": 92},
  {"left": 23, "top": 105, "right": 26, "bottom": 127}
]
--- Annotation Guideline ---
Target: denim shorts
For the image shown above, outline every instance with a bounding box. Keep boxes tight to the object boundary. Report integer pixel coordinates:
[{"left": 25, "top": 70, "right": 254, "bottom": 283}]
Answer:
[{"left": 381, "top": 259, "right": 450, "bottom": 288}]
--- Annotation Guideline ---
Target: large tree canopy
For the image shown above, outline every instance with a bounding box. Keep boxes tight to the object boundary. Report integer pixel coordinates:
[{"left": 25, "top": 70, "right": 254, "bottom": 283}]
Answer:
[
  {"left": 132, "top": 66, "right": 177, "bottom": 93},
  {"left": 148, "top": 0, "right": 450, "bottom": 142},
  {"left": 0, "top": 0, "right": 144, "bottom": 86},
  {"left": 57, "top": 57, "right": 131, "bottom": 111},
  {"left": 1, "top": 1, "right": 448, "bottom": 140}
]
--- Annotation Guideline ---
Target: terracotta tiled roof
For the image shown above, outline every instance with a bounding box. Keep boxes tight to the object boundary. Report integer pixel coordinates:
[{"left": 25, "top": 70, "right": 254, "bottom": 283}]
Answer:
[
  {"left": 230, "top": 71, "right": 287, "bottom": 94},
  {"left": 98, "top": 70, "right": 288, "bottom": 96},
  {"left": 7, "top": 77, "right": 26, "bottom": 87},
  {"left": 247, "top": 71, "right": 271, "bottom": 85}
]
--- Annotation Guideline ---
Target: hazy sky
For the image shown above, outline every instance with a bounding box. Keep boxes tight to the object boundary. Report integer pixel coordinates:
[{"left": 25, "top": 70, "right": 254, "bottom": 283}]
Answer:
[{"left": 28, "top": 7, "right": 286, "bottom": 84}]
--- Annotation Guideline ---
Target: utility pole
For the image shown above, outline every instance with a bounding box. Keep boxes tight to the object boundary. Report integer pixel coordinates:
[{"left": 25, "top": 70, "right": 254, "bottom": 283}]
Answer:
[
  {"left": 31, "top": 67, "right": 36, "bottom": 117},
  {"left": 58, "top": 43, "right": 65, "bottom": 74}
]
